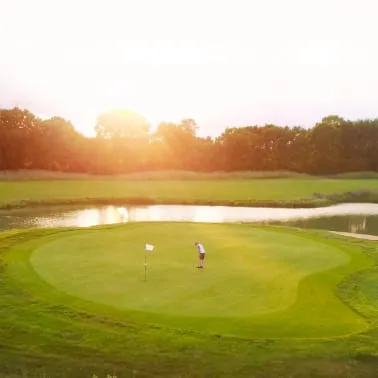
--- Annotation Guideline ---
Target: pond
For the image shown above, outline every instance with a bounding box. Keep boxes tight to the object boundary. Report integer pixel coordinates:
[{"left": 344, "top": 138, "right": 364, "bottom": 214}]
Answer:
[{"left": 1, "top": 203, "right": 378, "bottom": 235}]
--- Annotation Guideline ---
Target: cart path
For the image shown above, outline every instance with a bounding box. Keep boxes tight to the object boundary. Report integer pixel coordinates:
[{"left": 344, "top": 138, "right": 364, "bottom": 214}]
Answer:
[{"left": 330, "top": 231, "right": 378, "bottom": 241}]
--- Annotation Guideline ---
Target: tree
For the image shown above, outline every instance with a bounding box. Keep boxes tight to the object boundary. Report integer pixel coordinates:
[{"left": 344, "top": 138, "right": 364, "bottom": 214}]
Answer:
[
  {"left": 3, "top": 106, "right": 378, "bottom": 175},
  {"left": 180, "top": 118, "right": 198, "bottom": 136},
  {"left": 38, "top": 117, "right": 86, "bottom": 171},
  {"left": 308, "top": 115, "right": 346, "bottom": 173},
  {"left": 153, "top": 119, "right": 199, "bottom": 169},
  {"left": 0, "top": 107, "right": 42, "bottom": 169},
  {"left": 95, "top": 109, "right": 150, "bottom": 140}
]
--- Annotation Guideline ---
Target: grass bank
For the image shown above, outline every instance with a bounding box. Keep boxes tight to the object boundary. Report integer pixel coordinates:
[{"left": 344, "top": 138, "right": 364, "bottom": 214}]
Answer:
[
  {"left": 1, "top": 225, "right": 378, "bottom": 377},
  {"left": 2, "top": 169, "right": 378, "bottom": 180},
  {"left": 0, "top": 169, "right": 312, "bottom": 180},
  {"left": 1, "top": 176, "right": 378, "bottom": 209}
]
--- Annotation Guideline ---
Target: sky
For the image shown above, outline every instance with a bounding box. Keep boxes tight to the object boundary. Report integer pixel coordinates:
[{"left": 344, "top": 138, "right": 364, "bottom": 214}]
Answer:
[{"left": 1, "top": 0, "right": 378, "bottom": 137}]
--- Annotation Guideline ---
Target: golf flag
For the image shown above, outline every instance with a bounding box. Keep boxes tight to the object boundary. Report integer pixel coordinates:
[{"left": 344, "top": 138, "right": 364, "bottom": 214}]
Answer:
[{"left": 145, "top": 243, "right": 155, "bottom": 252}]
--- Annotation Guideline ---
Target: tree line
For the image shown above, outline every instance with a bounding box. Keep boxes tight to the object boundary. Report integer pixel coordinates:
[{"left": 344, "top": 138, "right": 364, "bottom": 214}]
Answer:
[{"left": 1, "top": 107, "right": 378, "bottom": 174}]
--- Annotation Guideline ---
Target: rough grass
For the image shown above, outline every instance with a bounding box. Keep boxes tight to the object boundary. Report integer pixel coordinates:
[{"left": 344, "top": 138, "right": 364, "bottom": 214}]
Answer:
[
  {"left": 2, "top": 225, "right": 378, "bottom": 377},
  {"left": 2, "top": 177, "right": 378, "bottom": 209},
  {"left": 1, "top": 169, "right": 378, "bottom": 180}
]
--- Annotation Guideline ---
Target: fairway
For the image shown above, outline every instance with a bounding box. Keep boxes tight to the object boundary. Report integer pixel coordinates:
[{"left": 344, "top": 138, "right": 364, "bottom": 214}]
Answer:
[
  {"left": 20, "top": 223, "right": 369, "bottom": 337},
  {"left": 1, "top": 177, "right": 378, "bottom": 209}
]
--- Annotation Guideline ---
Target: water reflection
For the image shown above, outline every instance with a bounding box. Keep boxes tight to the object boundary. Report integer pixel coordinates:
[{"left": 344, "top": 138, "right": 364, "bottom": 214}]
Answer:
[
  {"left": 276, "top": 214, "right": 375, "bottom": 234},
  {"left": 1, "top": 203, "right": 378, "bottom": 235},
  {"left": 350, "top": 217, "right": 367, "bottom": 233}
]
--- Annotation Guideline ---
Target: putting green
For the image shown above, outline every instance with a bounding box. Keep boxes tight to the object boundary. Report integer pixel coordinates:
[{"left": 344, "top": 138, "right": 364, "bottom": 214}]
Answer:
[{"left": 23, "top": 223, "right": 371, "bottom": 337}]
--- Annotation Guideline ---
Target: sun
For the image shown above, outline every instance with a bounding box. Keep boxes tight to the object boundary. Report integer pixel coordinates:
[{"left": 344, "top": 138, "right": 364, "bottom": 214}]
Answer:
[{"left": 64, "top": 46, "right": 202, "bottom": 137}]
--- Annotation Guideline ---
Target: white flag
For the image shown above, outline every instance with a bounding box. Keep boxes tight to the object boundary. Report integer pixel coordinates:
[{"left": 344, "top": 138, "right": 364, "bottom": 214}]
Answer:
[{"left": 145, "top": 243, "right": 154, "bottom": 252}]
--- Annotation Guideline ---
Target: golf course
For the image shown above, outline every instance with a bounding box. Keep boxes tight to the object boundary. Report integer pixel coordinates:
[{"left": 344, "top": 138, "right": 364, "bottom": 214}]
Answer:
[
  {"left": 4, "top": 0, "right": 378, "bottom": 373},
  {"left": 2, "top": 175, "right": 378, "bottom": 377}
]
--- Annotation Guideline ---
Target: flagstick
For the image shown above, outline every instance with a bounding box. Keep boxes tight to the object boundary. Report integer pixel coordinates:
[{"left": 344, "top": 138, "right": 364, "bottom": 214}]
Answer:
[
  {"left": 144, "top": 243, "right": 154, "bottom": 282},
  {"left": 144, "top": 251, "right": 147, "bottom": 282}
]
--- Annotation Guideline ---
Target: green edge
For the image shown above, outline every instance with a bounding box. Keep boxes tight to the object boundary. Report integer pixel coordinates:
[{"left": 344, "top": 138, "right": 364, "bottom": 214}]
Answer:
[{"left": 3, "top": 223, "right": 373, "bottom": 339}]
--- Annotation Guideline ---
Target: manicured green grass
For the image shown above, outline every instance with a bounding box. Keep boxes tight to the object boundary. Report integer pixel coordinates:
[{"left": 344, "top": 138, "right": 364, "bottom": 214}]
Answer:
[
  {"left": 27, "top": 223, "right": 366, "bottom": 338},
  {"left": 3, "top": 224, "right": 378, "bottom": 377},
  {"left": 1, "top": 177, "right": 378, "bottom": 209}
]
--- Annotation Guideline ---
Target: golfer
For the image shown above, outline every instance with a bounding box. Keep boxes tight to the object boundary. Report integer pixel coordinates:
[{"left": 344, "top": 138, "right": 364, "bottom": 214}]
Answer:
[{"left": 195, "top": 241, "right": 206, "bottom": 268}]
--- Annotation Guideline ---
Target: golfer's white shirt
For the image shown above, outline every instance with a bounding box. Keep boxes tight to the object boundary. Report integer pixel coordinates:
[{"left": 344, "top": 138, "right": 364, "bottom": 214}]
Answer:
[{"left": 198, "top": 244, "right": 205, "bottom": 254}]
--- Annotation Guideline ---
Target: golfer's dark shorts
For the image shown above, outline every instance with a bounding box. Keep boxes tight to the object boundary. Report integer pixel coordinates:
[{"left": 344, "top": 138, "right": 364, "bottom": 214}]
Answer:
[{"left": 199, "top": 253, "right": 205, "bottom": 260}]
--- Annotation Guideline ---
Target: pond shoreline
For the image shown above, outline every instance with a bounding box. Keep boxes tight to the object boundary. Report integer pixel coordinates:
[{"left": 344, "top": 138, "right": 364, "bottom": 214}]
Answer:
[
  {"left": 2, "top": 196, "right": 378, "bottom": 211},
  {"left": 2, "top": 202, "right": 378, "bottom": 235}
]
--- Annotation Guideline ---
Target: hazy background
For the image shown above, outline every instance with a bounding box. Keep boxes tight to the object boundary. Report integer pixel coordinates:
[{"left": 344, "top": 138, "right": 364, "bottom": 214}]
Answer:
[{"left": 1, "top": 0, "right": 378, "bottom": 137}]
